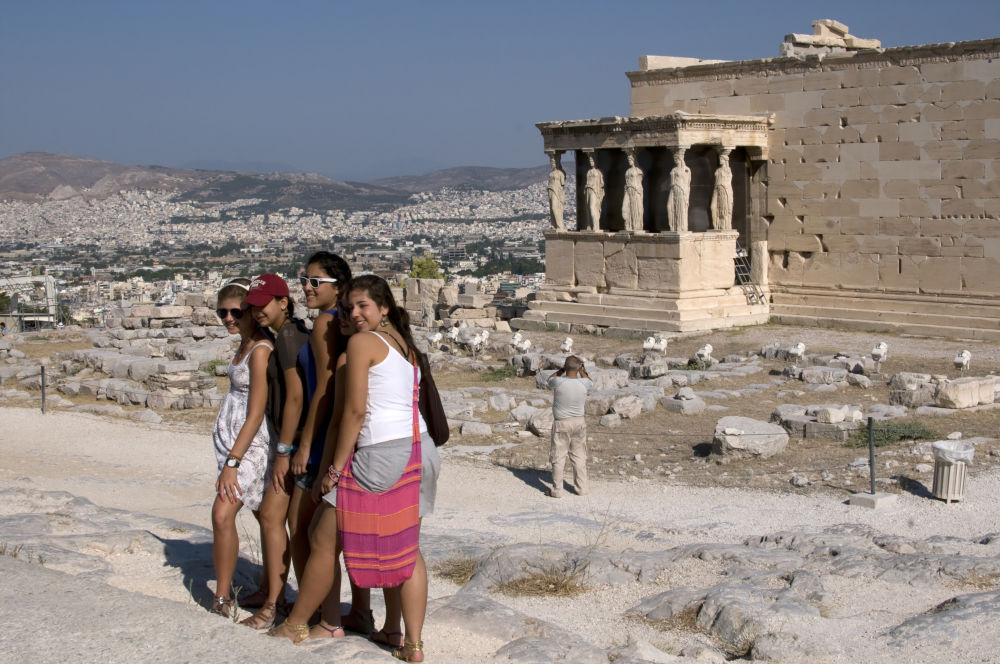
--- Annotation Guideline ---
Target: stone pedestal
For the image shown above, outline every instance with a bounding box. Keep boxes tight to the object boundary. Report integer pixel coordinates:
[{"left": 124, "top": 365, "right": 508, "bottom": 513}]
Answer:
[{"left": 514, "top": 230, "right": 769, "bottom": 336}]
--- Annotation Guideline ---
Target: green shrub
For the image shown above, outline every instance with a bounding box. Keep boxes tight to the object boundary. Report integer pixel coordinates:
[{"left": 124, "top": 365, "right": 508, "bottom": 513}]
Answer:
[{"left": 847, "top": 420, "right": 938, "bottom": 448}]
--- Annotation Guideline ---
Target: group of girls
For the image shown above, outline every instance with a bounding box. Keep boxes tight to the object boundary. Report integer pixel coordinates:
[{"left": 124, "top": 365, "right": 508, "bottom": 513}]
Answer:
[{"left": 210, "top": 253, "right": 437, "bottom": 662}]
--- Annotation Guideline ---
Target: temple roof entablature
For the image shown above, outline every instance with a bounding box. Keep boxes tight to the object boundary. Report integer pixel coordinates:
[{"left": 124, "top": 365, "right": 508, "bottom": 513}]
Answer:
[{"left": 536, "top": 112, "right": 771, "bottom": 161}]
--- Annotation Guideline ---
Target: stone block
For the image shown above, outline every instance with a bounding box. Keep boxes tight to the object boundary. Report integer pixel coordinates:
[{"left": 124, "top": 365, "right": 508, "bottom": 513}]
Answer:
[
  {"left": 545, "top": 237, "right": 574, "bottom": 286},
  {"left": 660, "top": 394, "right": 706, "bottom": 415},
  {"left": 878, "top": 142, "right": 921, "bottom": 161},
  {"left": 712, "top": 416, "right": 788, "bottom": 459},
  {"left": 936, "top": 377, "right": 996, "bottom": 409},
  {"left": 147, "top": 306, "right": 193, "bottom": 319},
  {"left": 821, "top": 88, "right": 860, "bottom": 108},
  {"left": 456, "top": 294, "right": 493, "bottom": 308},
  {"left": 610, "top": 394, "right": 643, "bottom": 419},
  {"left": 604, "top": 240, "right": 638, "bottom": 289},
  {"left": 939, "top": 80, "right": 985, "bottom": 102},
  {"left": 918, "top": 257, "right": 963, "bottom": 294},
  {"left": 878, "top": 256, "right": 920, "bottom": 292},
  {"left": 574, "top": 240, "right": 606, "bottom": 288}
]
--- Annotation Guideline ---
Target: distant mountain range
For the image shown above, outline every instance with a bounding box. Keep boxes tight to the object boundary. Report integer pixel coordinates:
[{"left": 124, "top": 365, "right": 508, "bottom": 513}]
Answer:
[{"left": 0, "top": 152, "right": 552, "bottom": 211}]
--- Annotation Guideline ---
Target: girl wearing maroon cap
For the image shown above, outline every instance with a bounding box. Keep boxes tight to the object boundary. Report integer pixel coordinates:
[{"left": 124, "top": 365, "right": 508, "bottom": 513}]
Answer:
[
  {"left": 209, "top": 278, "right": 274, "bottom": 618},
  {"left": 239, "top": 273, "right": 310, "bottom": 629}
]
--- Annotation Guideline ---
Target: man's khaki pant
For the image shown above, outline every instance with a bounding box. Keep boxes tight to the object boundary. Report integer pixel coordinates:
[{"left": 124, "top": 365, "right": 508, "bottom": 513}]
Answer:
[{"left": 550, "top": 416, "right": 587, "bottom": 496}]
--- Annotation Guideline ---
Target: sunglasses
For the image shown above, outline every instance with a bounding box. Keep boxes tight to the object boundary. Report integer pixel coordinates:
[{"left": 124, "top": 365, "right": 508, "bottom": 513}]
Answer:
[
  {"left": 300, "top": 276, "right": 338, "bottom": 289},
  {"left": 216, "top": 308, "right": 246, "bottom": 320}
]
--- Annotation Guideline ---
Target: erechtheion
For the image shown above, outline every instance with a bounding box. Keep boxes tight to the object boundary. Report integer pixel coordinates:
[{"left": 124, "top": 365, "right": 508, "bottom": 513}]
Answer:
[{"left": 518, "top": 20, "right": 1000, "bottom": 339}]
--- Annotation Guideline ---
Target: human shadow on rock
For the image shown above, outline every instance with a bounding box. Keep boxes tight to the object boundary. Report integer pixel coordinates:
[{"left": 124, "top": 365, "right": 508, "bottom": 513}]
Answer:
[{"left": 151, "top": 533, "right": 262, "bottom": 609}]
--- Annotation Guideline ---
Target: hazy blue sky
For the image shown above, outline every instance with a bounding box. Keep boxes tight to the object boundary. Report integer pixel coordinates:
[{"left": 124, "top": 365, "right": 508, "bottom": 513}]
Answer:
[{"left": 3, "top": 0, "right": 998, "bottom": 181}]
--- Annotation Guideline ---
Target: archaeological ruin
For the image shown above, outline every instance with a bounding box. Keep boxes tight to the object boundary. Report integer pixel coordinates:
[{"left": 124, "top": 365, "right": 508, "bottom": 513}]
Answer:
[{"left": 519, "top": 20, "right": 1000, "bottom": 340}]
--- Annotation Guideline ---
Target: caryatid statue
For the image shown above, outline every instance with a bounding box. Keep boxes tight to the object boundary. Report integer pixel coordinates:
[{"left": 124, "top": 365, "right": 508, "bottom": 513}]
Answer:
[
  {"left": 583, "top": 153, "right": 604, "bottom": 230},
  {"left": 546, "top": 152, "right": 566, "bottom": 230},
  {"left": 711, "top": 148, "right": 733, "bottom": 230},
  {"left": 667, "top": 147, "right": 691, "bottom": 232},
  {"left": 622, "top": 149, "right": 644, "bottom": 232}
]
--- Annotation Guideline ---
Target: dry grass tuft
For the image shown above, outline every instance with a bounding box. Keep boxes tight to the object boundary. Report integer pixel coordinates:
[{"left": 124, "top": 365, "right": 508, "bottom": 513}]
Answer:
[
  {"left": 430, "top": 556, "right": 479, "bottom": 586},
  {"left": 492, "top": 556, "right": 589, "bottom": 597}
]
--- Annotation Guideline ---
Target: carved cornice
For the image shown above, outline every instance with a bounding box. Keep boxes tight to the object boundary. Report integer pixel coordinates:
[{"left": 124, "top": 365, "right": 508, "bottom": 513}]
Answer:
[
  {"left": 627, "top": 37, "right": 1000, "bottom": 87},
  {"left": 536, "top": 113, "right": 770, "bottom": 157}
]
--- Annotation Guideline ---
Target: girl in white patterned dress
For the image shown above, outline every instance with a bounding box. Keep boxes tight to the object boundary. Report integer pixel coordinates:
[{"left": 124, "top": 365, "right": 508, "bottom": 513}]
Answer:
[{"left": 210, "top": 279, "right": 276, "bottom": 617}]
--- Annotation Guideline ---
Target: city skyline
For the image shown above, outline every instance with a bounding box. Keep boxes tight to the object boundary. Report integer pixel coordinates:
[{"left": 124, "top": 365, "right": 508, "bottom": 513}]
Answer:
[{"left": 3, "top": 0, "right": 999, "bottom": 182}]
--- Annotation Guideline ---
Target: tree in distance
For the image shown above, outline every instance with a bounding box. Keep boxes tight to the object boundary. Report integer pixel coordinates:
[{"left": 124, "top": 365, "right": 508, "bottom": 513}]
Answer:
[{"left": 410, "top": 253, "right": 443, "bottom": 279}]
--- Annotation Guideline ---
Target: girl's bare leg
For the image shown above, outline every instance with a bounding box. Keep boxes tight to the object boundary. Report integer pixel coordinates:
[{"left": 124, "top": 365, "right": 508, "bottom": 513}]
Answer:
[
  {"left": 257, "top": 484, "right": 291, "bottom": 606},
  {"left": 211, "top": 495, "right": 243, "bottom": 603},
  {"left": 274, "top": 503, "right": 340, "bottom": 636}
]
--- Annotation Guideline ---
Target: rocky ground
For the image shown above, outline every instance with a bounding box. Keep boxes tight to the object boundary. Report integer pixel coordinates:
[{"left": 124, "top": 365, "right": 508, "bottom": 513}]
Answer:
[{"left": 1, "top": 322, "right": 998, "bottom": 663}]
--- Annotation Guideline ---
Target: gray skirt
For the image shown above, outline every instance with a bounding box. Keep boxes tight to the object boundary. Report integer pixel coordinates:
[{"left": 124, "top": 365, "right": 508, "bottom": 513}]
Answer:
[{"left": 324, "top": 434, "right": 440, "bottom": 517}]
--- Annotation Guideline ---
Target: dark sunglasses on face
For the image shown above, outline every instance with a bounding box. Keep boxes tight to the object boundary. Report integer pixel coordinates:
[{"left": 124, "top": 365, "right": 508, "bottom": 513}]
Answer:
[
  {"left": 300, "top": 276, "right": 338, "bottom": 289},
  {"left": 216, "top": 308, "right": 245, "bottom": 320}
]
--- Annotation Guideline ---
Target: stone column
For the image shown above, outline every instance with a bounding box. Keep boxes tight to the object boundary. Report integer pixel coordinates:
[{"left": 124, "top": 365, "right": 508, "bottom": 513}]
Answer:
[
  {"left": 583, "top": 151, "right": 604, "bottom": 231},
  {"left": 622, "top": 148, "right": 644, "bottom": 232},
  {"left": 667, "top": 147, "right": 691, "bottom": 232},
  {"left": 710, "top": 147, "right": 733, "bottom": 230},
  {"left": 546, "top": 151, "right": 566, "bottom": 231}
]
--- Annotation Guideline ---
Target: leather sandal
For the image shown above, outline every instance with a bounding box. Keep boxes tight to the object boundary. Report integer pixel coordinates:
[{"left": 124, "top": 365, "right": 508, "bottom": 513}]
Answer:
[
  {"left": 209, "top": 595, "right": 234, "bottom": 618},
  {"left": 268, "top": 619, "right": 310, "bottom": 643},
  {"left": 240, "top": 601, "right": 280, "bottom": 630},
  {"left": 392, "top": 640, "right": 424, "bottom": 662}
]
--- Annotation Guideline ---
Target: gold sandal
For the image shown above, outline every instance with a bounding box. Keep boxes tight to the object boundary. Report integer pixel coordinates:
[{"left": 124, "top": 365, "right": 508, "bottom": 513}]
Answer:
[
  {"left": 392, "top": 640, "right": 424, "bottom": 662},
  {"left": 268, "top": 619, "right": 309, "bottom": 644}
]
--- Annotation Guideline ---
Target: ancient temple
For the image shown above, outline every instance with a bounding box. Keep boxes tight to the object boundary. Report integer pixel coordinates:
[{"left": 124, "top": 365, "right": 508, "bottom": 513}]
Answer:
[
  {"left": 518, "top": 19, "right": 1000, "bottom": 339},
  {"left": 522, "top": 113, "right": 772, "bottom": 334}
]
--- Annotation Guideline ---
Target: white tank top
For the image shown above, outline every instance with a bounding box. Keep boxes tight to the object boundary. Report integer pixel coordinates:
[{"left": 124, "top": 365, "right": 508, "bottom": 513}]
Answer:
[{"left": 357, "top": 332, "right": 429, "bottom": 448}]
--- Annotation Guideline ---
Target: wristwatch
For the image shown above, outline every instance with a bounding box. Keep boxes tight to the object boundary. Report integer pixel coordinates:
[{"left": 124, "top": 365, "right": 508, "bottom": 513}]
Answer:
[
  {"left": 276, "top": 443, "right": 296, "bottom": 455},
  {"left": 225, "top": 456, "right": 241, "bottom": 468}
]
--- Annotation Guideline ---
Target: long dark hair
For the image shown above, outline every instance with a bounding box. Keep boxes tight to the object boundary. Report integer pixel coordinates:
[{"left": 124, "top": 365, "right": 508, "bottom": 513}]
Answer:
[{"left": 348, "top": 274, "right": 424, "bottom": 367}]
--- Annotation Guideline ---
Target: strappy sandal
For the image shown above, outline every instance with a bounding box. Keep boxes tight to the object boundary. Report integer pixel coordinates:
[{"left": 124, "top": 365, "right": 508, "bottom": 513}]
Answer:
[
  {"left": 209, "top": 595, "right": 234, "bottom": 618},
  {"left": 267, "top": 619, "right": 310, "bottom": 644},
  {"left": 392, "top": 640, "right": 424, "bottom": 662},
  {"left": 369, "top": 629, "right": 405, "bottom": 648},
  {"left": 240, "top": 601, "right": 281, "bottom": 630},
  {"left": 342, "top": 609, "right": 375, "bottom": 635},
  {"left": 308, "top": 621, "right": 345, "bottom": 639}
]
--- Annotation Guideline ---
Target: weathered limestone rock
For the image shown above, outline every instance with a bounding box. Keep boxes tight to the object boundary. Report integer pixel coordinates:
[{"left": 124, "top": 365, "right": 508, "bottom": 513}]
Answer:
[
  {"left": 800, "top": 366, "right": 848, "bottom": 384},
  {"left": 712, "top": 416, "right": 789, "bottom": 458},
  {"left": 935, "top": 377, "right": 997, "bottom": 409},
  {"left": 528, "top": 409, "right": 555, "bottom": 436},
  {"left": 661, "top": 387, "right": 707, "bottom": 414},
  {"left": 460, "top": 421, "right": 493, "bottom": 436},
  {"left": 610, "top": 394, "right": 643, "bottom": 420},
  {"left": 599, "top": 413, "right": 621, "bottom": 427}
]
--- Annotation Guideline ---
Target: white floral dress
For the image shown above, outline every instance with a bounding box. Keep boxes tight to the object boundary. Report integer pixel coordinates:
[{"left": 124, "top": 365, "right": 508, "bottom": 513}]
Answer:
[{"left": 212, "top": 341, "right": 275, "bottom": 510}]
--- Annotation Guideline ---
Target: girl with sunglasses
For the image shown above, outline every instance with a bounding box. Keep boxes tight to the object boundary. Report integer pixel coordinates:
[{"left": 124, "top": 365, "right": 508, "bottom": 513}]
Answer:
[{"left": 209, "top": 278, "right": 275, "bottom": 618}]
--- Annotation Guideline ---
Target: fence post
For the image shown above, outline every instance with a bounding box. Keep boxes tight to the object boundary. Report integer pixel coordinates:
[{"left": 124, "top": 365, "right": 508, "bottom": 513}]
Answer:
[
  {"left": 41, "top": 365, "right": 47, "bottom": 414},
  {"left": 867, "top": 416, "right": 875, "bottom": 494}
]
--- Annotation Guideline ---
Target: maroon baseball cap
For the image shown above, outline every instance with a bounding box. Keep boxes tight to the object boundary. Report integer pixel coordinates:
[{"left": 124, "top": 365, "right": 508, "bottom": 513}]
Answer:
[{"left": 245, "top": 273, "right": 290, "bottom": 306}]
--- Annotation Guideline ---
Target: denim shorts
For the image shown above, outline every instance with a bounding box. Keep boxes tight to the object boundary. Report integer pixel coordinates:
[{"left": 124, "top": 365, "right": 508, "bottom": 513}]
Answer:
[{"left": 293, "top": 464, "right": 319, "bottom": 491}]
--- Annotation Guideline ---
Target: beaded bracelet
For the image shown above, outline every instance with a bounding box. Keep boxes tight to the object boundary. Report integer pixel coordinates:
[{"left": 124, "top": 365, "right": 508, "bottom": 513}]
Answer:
[{"left": 327, "top": 465, "right": 342, "bottom": 481}]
